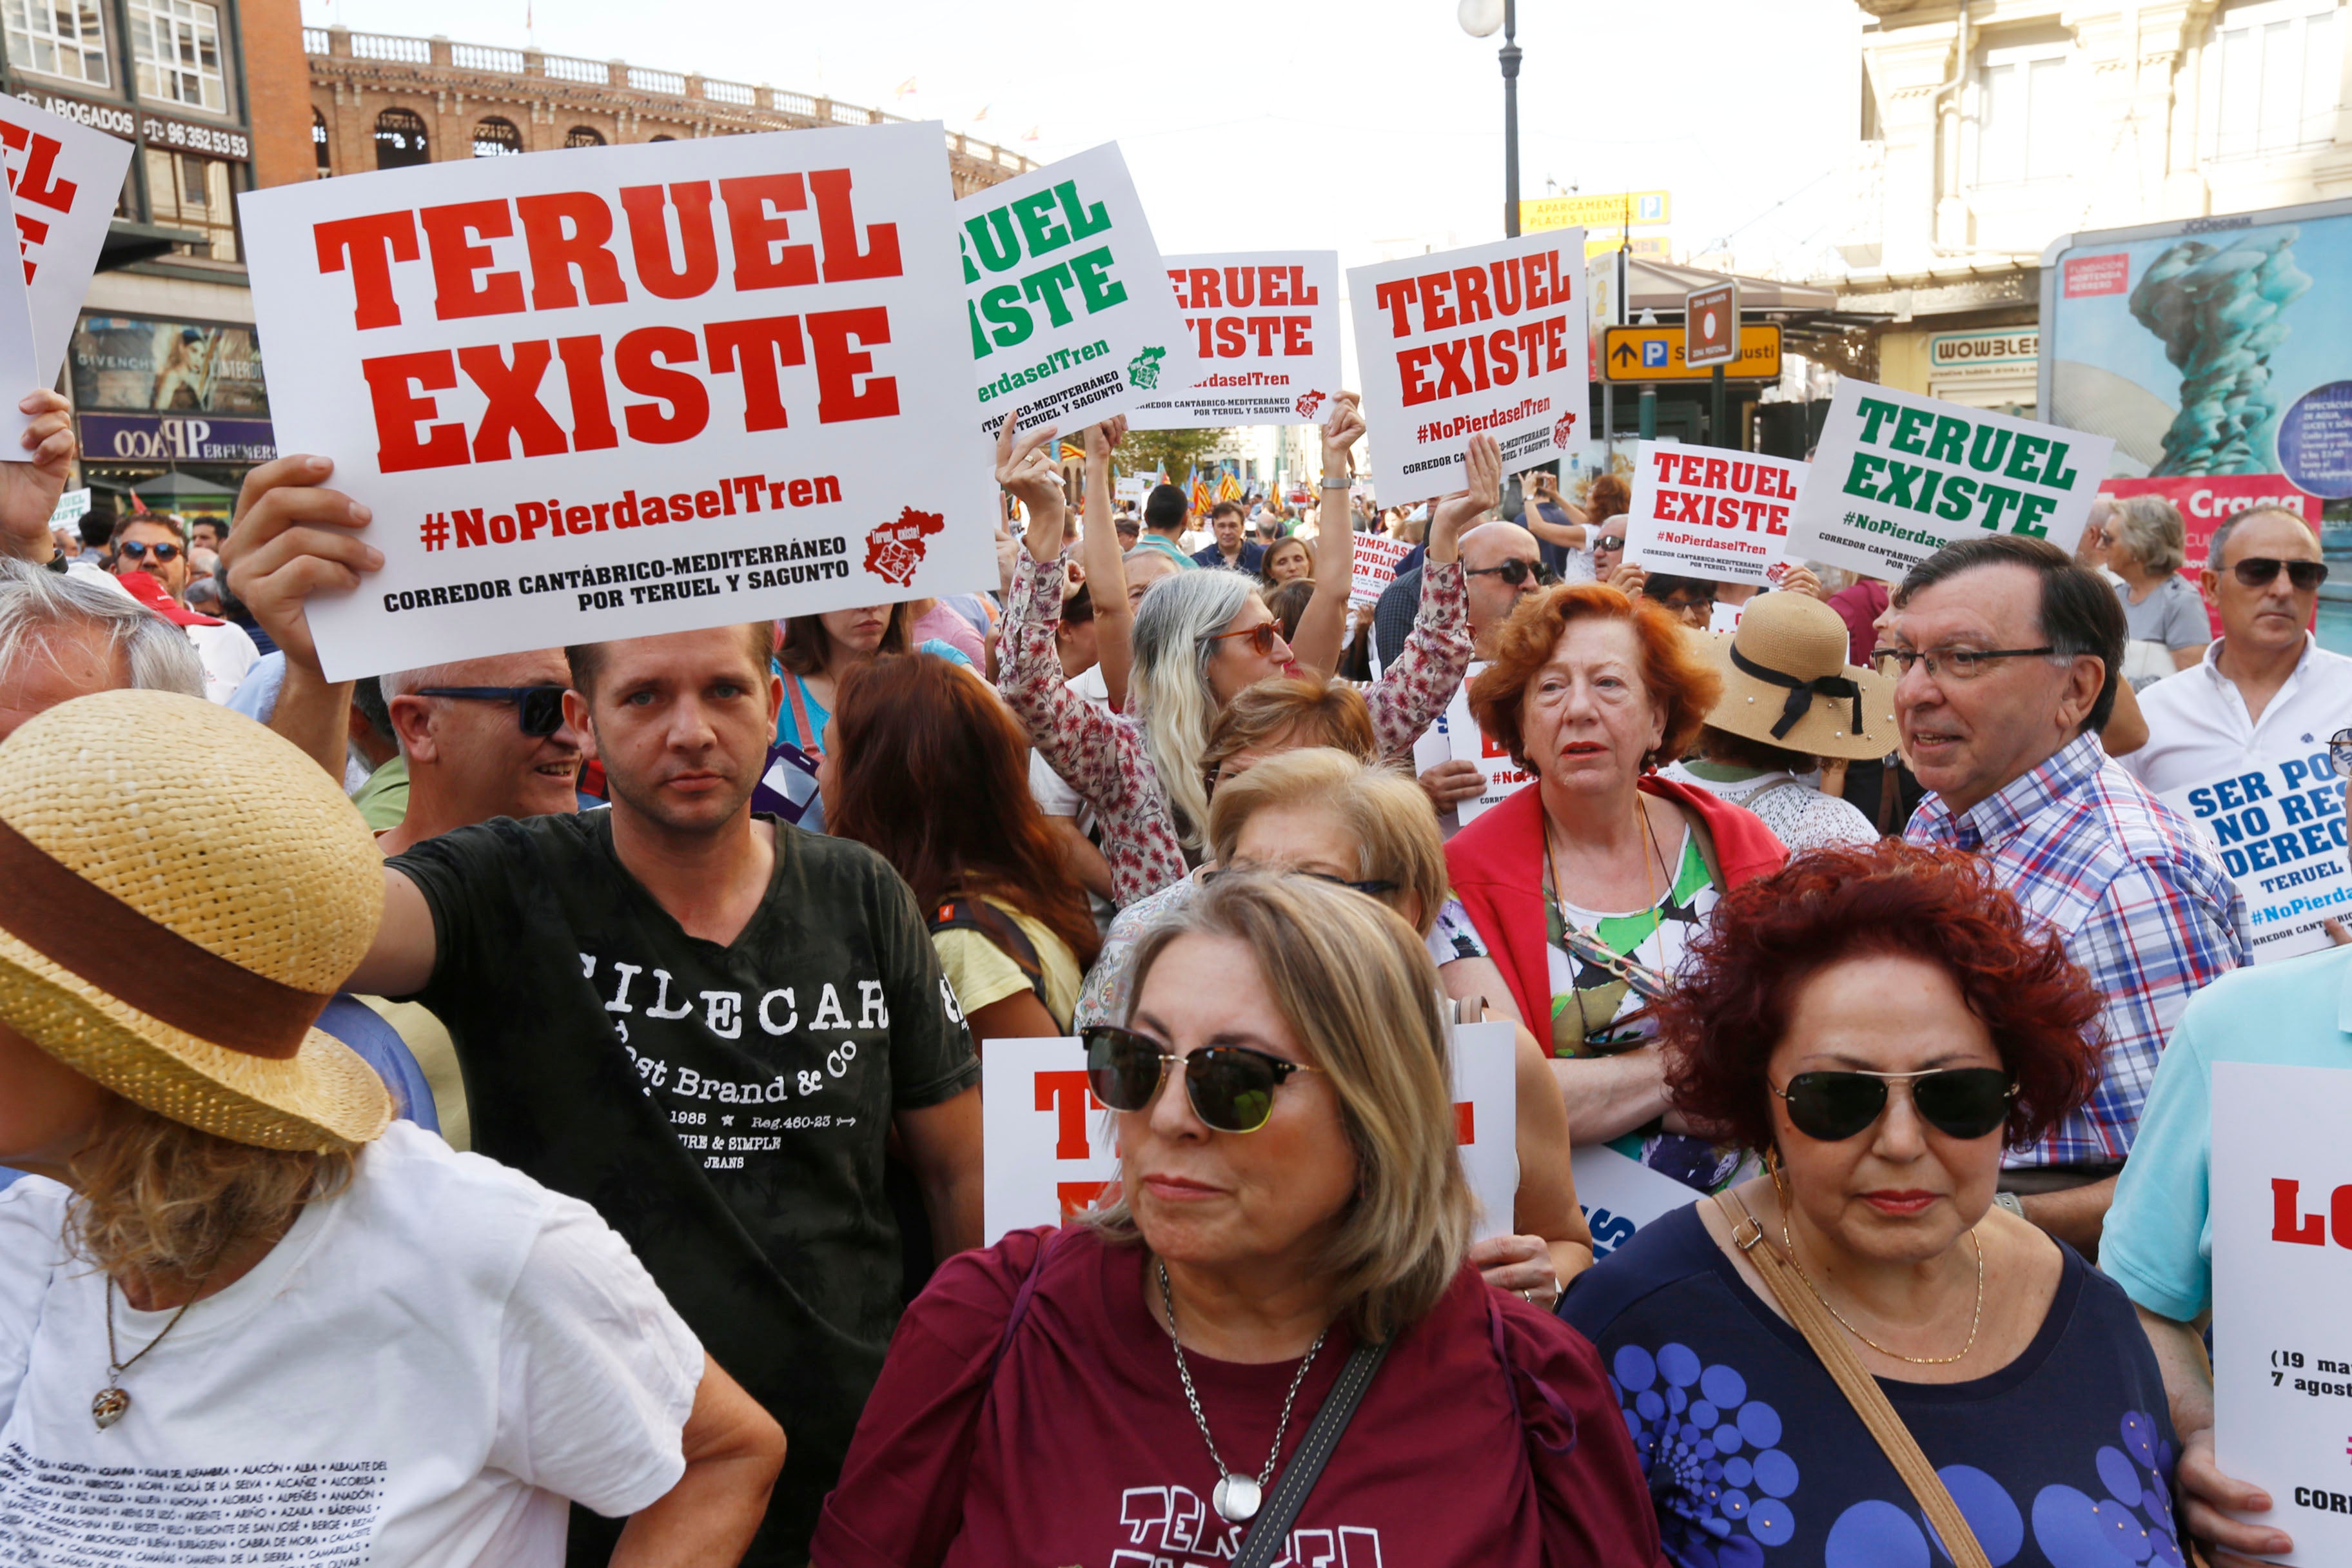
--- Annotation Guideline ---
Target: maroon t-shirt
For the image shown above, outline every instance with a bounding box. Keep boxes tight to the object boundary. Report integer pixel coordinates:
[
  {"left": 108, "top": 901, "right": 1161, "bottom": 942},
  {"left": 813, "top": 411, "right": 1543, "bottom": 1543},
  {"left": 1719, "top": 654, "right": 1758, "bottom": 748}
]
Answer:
[{"left": 812, "top": 1226, "right": 1664, "bottom": 1568}]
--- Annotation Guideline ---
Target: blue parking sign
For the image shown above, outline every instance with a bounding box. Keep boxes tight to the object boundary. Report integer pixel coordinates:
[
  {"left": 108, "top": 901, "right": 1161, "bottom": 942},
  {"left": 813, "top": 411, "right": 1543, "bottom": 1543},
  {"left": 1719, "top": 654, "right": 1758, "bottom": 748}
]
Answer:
[{"left": 1642, "top": 340, "right": 1669, "bottom": 368}]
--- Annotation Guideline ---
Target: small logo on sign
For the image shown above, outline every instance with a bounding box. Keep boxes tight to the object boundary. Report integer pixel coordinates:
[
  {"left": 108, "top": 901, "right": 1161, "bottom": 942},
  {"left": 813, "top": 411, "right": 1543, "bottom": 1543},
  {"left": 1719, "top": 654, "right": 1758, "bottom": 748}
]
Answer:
[
  {"left": 1553, "top": 411, "right": 1579, "bottom": 449},
  {"left": 1128, "top": 346, "right": 1166, "bottom": 389},
  {"left": 1295, "top": 389, "right": 1327, "bottom": 420},
  {"left": 864, "top": 506, "right": 945, "bottom": 587}
]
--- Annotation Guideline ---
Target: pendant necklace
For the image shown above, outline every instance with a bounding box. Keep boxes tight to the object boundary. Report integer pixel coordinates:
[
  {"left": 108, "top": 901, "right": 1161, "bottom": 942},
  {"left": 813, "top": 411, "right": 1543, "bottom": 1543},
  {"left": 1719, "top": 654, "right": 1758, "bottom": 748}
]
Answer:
[
  {"left": 92, "top": 1264, "right": 217, "bottom": 1430},
  {"left": 1158, "top": 1259, "right": 1328, "bottom": 1524}
]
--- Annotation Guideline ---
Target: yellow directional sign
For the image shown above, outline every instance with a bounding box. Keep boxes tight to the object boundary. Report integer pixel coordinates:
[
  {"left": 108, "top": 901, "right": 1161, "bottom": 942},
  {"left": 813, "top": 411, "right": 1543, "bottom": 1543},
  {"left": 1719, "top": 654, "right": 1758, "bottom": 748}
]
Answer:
[
  {"left": 1602, "top": 324, "right": 1781, "bottom": 383},
  {"left": 1522, "top": 190, "right": 1671, "bottom": 233}
]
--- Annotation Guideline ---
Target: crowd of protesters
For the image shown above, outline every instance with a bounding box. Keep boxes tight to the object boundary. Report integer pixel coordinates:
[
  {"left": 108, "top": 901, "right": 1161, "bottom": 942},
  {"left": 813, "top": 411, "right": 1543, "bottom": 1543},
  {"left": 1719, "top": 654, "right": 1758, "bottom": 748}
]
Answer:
[{"left": 1, "top": 369, "right": 2347, "bottom": 1568}]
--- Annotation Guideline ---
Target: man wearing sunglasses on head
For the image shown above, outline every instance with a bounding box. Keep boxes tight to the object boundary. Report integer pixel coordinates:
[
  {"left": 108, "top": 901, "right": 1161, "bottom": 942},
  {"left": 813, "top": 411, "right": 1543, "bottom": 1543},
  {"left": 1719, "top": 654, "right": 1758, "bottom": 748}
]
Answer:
[
  {"left": 2120, "top": 505, "right": 2349, "bottom": 799},
  {"left": 1888, "top": 536, "right": 2247, "bottom": 1259}
]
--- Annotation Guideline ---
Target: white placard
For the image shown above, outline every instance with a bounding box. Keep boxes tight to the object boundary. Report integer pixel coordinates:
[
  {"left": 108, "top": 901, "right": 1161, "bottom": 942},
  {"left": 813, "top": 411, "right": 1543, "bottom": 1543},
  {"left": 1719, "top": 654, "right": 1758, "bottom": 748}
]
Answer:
[
  {"left": 1623, "top": 440, "right": 1801, "bottom": 587},
  {"left": 240, "top": 122, "right": 996, "bottom": 680},
  {"left": 1444, "top": 662, "right": 1534, "bottom": 825},
  {"left": 0, "top": 92, "right": 133, "bottom": 387},
  {"left": 1115, "top": 475, "right": 1152, "bottom": 502},
  {"left": 1348, "top": 230, "right": 1589, "bottom": 501},
  {"left": 983, "top": 1024, "right": 1520, "bottom": 1245},
  {"left": 1709, "top": 599, "right": 1745, "bottom": 635},
  {"left": 2212, "top": 1061, "right": 2352, "bottom": 1565},
  {"left": 1574, "top": 1146, "right": 1700, "bottom": 1262},
  {"left": 46, "top": 485, "right": 88, "bottom": 526},
  {"left": 958, "top": 142, "right": 1192, "bottom": 440},
  {"left": 1349, "top": 532, "right": 1416, "bottom": 609},
  {"left": 1785, "top": 380, "right": 2112, "bottom": 580},
  {"left": 1129, "top": 250, "right": 1339, "bottom": 430},
  {"left": 2159, "top": 749, "right": 2350, "bottom": 964}
]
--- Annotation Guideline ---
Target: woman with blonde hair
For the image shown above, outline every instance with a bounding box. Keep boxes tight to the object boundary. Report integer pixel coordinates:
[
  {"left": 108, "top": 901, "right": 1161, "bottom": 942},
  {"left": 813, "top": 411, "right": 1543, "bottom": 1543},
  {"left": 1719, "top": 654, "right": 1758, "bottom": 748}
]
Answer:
[
  {"left": 2106, "top": 493, "right": 2207, "bottom": 680},
  {"left": 813, "top": 872, "right": 1658, "bottom": 1567},
  {"left": 0, "top": 691, "right": 781, "bottom": 1564}
]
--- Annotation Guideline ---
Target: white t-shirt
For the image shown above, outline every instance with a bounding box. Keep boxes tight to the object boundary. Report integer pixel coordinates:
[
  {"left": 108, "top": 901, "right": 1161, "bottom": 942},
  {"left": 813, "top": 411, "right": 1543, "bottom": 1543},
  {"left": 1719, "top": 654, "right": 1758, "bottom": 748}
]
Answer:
[
  {"left": 186, "top": 618, "right": 259, "bottom": 704},
  {"left": 0, "top": 1120, "right": 702, "bottom": 1567},
  {"left": 2121, "top": 635, "right": 2352, "bottom": 798},
  {"left": 1028, "top": 662, "right": 1113, "bottom": 820}
]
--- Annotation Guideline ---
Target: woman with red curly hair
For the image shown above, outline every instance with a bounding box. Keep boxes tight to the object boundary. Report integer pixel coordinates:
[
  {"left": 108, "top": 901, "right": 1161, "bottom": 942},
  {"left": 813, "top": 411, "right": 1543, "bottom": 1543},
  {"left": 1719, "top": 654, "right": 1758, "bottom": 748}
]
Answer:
[
  {"left": 1562, "top": 842, "right": 2179, "bottom": 1568},
  {"left": 1441, "top": 582, "right": 1786, "bottom": 1194}
]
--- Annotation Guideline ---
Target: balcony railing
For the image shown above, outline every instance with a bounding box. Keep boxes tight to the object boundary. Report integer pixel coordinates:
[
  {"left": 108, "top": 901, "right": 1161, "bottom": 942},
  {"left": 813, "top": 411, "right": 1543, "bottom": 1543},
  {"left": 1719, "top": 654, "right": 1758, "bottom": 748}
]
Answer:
[{"left": 309, "top": 25, "right": 1035, "bottom": 175}]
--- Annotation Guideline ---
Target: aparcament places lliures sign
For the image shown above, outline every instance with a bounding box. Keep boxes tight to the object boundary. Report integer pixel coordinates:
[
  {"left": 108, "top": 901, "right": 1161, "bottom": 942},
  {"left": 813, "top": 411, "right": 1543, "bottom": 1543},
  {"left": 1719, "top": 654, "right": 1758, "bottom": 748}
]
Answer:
[{"left": 240, "top": 121, "right": 997, "bottom": 681}]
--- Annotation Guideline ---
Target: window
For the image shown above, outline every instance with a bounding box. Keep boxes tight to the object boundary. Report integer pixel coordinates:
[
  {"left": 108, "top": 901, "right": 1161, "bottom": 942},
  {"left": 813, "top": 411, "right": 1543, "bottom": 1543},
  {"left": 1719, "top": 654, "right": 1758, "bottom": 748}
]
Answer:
[
  {"left": 473, "top": 117, "right": 522, "bottom": 157},
  {"left": 564, "top": 126, "right": 605, "bottom": 148},
  {"left": 312, "top": 107, "right": 329, "bottom": 175},
  {"left": 128, "top": 0, "right": 224, "bottom": 112},
  {"left": 2202, "top": 0, "right": 2341, "bottom": 160},
  {"left": 374, "top": 108, "right": 427, "bottom": 170},
  {"left": 144, "top": 148, "right": 235, "bottom": 260},
  {"left": 1970, "top": 35, "right": 2075, "bottom": 187},
  {"left": 4, "top": 0, "right": 110, "bottom": 86}
]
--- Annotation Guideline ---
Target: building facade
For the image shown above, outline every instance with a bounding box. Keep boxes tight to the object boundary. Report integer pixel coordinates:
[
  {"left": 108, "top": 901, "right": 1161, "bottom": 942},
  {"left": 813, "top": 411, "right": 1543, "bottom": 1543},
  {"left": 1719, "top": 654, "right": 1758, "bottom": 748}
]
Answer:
[{"left": 1830, "top": 0, "right": 2352, "bottom": 414}]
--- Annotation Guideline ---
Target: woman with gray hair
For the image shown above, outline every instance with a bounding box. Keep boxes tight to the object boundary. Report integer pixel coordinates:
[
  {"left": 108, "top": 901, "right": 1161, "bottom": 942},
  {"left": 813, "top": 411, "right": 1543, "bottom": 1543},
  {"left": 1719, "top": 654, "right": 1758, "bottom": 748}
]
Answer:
[
  {"left": 813, "top": 871, "right": 1658, "bottom": 1567},
  {"left": 2107, "top": 493, "right": 2208, "bottom": 681},
  {"left": 0, "top": 559, "right": 204, "bottom": 741},
  {"left": 997, "top": 404, "right": 1479, "bottom": 907}
]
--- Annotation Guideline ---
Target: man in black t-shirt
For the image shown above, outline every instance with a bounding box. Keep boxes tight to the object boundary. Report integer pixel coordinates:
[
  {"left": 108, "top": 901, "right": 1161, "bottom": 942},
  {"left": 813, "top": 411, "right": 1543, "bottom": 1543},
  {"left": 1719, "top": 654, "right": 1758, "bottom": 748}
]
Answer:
[{"left": 221, "top": 457, "right": 984, "bottom": 1565}]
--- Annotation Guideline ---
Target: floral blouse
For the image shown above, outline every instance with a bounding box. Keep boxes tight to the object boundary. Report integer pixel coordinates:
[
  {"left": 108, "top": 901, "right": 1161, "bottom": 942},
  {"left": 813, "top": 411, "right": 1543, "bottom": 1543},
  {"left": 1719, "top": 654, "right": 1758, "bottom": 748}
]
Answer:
[{"left": 1002, "top": 549, "right": 1473, "bottom": 908}]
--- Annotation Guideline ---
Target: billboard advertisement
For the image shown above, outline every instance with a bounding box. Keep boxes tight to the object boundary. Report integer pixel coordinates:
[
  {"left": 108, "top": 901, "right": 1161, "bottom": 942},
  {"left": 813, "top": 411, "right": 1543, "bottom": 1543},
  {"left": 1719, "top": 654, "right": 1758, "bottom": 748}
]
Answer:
[{"left": 69, "top": 315, "right": 269, "bottom": 416}]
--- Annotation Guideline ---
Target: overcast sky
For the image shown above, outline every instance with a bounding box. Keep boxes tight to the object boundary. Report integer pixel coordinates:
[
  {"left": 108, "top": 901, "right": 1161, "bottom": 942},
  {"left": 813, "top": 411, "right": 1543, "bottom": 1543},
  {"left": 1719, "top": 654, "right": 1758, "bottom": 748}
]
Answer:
[{"left": 304, "top": 0, "right": 1866, "bottom": 280}]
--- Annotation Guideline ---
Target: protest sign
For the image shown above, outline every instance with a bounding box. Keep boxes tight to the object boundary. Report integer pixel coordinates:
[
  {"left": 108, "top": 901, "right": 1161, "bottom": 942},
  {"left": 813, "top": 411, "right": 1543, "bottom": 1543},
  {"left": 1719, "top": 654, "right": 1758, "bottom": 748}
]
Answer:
[
  {"left": 1786, "top": 381, "right": 2112, "bottom": 580},
  {"left": 1349, "top": 531, "right": 1416, "bottom": 609},
  {"left": 2159, "top": 749, "right": 2350, "bottom": 963},
  {"left": 982, "top": 1024, "right": 1519, "bottom": 1245},
  {"left": 1573, "top": 1146, "right": 1699, "bottom": 1263},
  {"left": 1115, "top": 475, "right": 1152, "bottom": 503},
  {"left": 46, "top": 485, "right": 88, "bottom": 527},
  {"left": 1348, "top": 229, "right": 1589, "bottom": 500},
  {"left": 1130, "top": 250, "right": 1339, "bottom": 429},
  {"left": 240, "top": 121, "right": 995, "bottom": 681},
  {"left": 957, "top": 142, "right": 1190, "bottom": 441},
  {"left": 0, "top": 163, "right": 39, "bottom": 448},
  {"left": 2212, "top": 1061, "right": 2352, "bottom": 1565},
  {"left": 0, "top": 92, "right": 134, "bottom": 382},
  {"left": 1622, "top": 439, "right": 1800, "bottom": 586},
  {"left": 1444, "top": 662, "right": 1534, "bottom": 825}
]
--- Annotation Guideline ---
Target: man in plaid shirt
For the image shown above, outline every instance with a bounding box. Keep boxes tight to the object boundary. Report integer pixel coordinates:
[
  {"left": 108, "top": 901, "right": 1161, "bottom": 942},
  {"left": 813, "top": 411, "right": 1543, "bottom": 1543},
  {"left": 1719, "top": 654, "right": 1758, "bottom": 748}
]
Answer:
[{"left": 1889, "top": 536, "right": 2248, "bottom": 1254}]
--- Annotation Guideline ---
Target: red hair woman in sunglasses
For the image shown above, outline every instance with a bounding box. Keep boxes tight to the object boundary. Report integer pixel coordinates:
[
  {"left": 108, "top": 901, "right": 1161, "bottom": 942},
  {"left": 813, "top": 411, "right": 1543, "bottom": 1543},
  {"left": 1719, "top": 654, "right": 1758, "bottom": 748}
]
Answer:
[
  {"left": 1560, "top": 842, "right": 2179, "bottom": 1568},
  {"left": 814, "top": 872, "right": 1660, "bottom": 1568}
]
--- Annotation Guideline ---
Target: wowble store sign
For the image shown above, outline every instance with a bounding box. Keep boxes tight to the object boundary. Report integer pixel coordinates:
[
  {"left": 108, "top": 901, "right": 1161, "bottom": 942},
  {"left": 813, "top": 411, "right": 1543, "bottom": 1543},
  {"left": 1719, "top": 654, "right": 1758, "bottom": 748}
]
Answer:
[{"left": 79, "top": 411, "right": 275, "bottom": 463}]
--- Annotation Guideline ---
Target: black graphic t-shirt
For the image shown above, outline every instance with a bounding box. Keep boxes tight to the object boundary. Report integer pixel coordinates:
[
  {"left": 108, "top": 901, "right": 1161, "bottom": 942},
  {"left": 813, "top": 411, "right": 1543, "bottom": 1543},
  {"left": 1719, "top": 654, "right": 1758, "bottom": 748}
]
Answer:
[{"left": 391, "top": 810, "right": 978, "bottom": 1563}]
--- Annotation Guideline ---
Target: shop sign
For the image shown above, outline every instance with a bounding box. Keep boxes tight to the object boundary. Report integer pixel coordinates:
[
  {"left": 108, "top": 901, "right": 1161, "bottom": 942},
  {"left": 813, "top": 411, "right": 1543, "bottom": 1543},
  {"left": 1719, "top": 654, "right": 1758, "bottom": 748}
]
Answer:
[
  {"left": 79, "top": 411, "right": 275, "bottom": 463},
  {"left": 139, "top": 110, "right": 250, "bottom": 162},
  {"left": 1927, "top": 328, "right": 2039, "bottom": 382},
  {"left": 12, "top": 90, "right": 136, "bottom": 141}
]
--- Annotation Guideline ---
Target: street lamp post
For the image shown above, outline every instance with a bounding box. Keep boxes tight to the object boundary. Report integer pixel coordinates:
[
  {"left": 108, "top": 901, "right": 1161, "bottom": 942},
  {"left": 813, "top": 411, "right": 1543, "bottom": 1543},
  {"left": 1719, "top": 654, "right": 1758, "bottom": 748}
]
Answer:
[{"left": 1458, "top": 0, "right": 1520, "bottom": 238}]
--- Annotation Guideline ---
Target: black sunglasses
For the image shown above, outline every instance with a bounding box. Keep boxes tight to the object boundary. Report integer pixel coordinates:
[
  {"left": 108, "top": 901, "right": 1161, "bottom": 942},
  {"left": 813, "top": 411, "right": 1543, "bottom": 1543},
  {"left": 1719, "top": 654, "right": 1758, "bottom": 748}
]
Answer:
[
  {"left": 415, "top": 685, "right": 569, "bottom": 737},
  {"left": 115, "top": 540, "right": 181, "bottom": 562},
  {"left": 1465, "top": 557, "right": 1552, "bottom": 587},
  {"left": 2231, "top": 556, "right": 2329, "bottom": 592},
  {"left": 1772, "top": 1068, "right": 2016, "bottom": 1142},
  {"left": 1082, "top": 1024, "right": 1316, "bottom": 1134}
]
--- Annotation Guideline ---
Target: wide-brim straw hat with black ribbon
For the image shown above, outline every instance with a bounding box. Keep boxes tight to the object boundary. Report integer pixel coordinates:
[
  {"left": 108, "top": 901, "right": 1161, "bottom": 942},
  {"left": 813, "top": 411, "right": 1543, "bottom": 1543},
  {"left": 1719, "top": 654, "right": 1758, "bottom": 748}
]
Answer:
[
  {"left": 1701, "top": 591, "right": 1898, "bottom": 762},
  {"left": 0, "top": 689, "right": 391, "bottom": 1152}
]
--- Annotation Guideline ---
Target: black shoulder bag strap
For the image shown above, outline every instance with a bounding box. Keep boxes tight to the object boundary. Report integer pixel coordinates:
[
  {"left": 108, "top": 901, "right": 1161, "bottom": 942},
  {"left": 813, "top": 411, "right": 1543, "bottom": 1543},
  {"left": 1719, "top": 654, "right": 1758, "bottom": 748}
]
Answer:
[{"left": 1231, "top": 1337, "right": 1393, "bottom": 1568}]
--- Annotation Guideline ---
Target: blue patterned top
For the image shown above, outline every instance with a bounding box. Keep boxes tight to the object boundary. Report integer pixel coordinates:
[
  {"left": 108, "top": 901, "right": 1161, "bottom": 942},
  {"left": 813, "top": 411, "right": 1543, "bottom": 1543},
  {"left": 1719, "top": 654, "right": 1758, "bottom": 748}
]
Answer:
[{"left": 1560, "top": 1204, "right": 2183, "bottom": 1568}]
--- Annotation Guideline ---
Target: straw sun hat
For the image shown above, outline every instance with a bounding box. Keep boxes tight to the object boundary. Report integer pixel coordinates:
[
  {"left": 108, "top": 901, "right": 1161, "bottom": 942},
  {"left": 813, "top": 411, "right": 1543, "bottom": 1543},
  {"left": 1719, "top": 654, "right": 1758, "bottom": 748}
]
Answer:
[
  {"left": 0, "top": 689, "right": 391, "bottom": 1152},
  {"left": 1701, "top": 591, "right": 1897, "bottom": 761}
]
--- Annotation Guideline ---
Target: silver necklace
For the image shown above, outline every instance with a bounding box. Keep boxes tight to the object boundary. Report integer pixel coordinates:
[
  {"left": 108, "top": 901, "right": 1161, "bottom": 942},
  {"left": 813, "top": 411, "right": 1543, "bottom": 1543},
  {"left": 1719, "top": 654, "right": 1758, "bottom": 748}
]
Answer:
[{"left": 1157, "top": 1259, "right": 1328, "bottom": 1524}]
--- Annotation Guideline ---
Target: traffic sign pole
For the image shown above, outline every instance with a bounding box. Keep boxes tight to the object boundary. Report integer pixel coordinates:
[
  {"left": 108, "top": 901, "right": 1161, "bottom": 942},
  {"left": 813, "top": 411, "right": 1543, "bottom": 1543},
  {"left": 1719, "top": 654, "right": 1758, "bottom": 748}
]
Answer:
[
  {"left": 1638, "top": 385, "right": 1656, "bottom": 440},
  {"left": 1710, "top": 364, "right": 1726, "bottom": 449}
]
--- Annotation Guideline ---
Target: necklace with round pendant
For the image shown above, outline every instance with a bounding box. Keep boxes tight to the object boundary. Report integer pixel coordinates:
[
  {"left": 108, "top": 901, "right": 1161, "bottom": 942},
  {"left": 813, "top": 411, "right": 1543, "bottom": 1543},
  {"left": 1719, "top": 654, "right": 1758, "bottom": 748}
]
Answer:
[{"left": 1158, "top": 1260, "right": 1327, "bottom": 1524}]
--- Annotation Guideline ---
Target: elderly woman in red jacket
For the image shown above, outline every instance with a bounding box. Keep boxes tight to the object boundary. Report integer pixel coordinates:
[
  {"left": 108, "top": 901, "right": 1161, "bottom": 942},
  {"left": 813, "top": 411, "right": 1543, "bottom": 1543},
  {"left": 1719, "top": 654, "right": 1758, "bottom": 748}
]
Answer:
[{"left": 1440, "top": 582, "right": 1789, "bottom": 1194}]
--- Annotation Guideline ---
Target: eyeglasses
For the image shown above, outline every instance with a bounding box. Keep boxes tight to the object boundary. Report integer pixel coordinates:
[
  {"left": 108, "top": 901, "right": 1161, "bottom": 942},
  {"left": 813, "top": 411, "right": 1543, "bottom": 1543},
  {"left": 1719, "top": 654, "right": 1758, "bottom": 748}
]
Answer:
[
  {"left": 2231, "top": 556, "right": 2329, "bottom": 592},
  {"left": 2331, "top": 727, "right": 2351, "bottom": 779},
  {"left": 1201, "top": 867, "right": 1400, "bottom": 899},
  {"left": 1660, "top": 594, "right": 1716, "bottom": 613},
  {"left": 1465, "top": 557, "right": 1551, "bottom": 587},
  {"left": 115, "top": 540, "right": 181, "bottom": 563},
  {"left": 1871, "top": 645, "right": 2056, "bottom": 680},
  {"left": 1198, "top": 622, "right": 1286, "bottom": 658},
  {"left": 1772, "top": 1068, "right": 2016, "bottom": 1142},
  {"left": 1596, "top": 536, "right": 1626, "bottom": 554},
  {"left": 414, "top": 685, "right": 569, "bottom": 737},
  {"left": 1081, "top": 1024, "right": 1317, "bottom": 1134}
]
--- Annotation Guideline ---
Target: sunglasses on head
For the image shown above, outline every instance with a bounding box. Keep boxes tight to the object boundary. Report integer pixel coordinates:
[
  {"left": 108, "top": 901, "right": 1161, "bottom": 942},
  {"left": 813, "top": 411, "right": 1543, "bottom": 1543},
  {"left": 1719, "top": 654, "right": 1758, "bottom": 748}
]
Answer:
[
  {"left": 116, "top": 540, "right": 180, "bottom": 562},
  {"left": 1198, "top": 621, "right": 1284, "bottom": 658},
  {"left": 1772, "top": 1067, "right": 2015, "bottom": 1142},
  {"left": 1465, "top": 557, "right": 1551, "bottom": 587},
  {"left": 415, "top": 684, "right": 569, "bottom": 737},
  {"left": 2231, "top": 556, "right": 2329, "bottom": 591},
  {"left": 1082, "top": 1024, "right": 1315, "bottom": 1134},
  {"left": 1200, "top": 866, "right": 1400, "bottom": 899}
]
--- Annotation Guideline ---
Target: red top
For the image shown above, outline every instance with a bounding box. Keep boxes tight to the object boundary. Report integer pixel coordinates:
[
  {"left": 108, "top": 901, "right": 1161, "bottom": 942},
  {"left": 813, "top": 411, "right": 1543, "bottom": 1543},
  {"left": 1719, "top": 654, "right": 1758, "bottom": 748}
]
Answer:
[
  {"left": 1827, "top": 580, "right": 1890, "bottom": 669},
  {"left": 1445, "top": 776, "right": 1788, "bottom": 1030},
  {"left": 812, "top": 1226, "right": 1663, "bottom": 1568}
]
